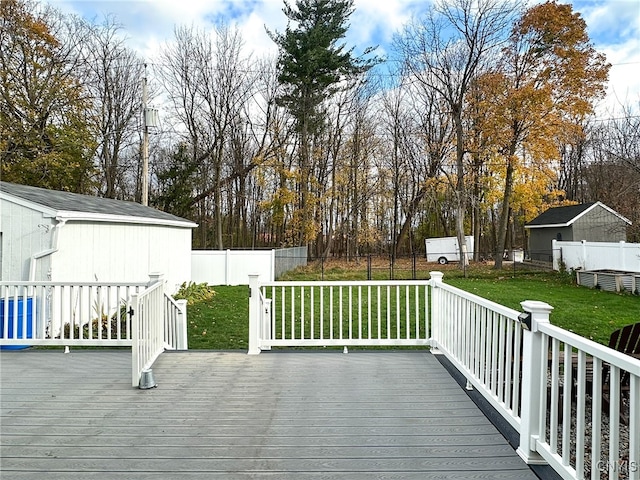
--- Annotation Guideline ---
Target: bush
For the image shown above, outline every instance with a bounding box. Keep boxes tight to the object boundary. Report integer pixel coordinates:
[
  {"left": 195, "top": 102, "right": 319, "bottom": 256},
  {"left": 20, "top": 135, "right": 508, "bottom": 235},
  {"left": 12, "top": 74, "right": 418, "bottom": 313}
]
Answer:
[
  {"left": 174, "top": 282, "right": 216, "bottom": 306},
  {"left": 63, "top": 308, "right": 129, "bottom": 340}
]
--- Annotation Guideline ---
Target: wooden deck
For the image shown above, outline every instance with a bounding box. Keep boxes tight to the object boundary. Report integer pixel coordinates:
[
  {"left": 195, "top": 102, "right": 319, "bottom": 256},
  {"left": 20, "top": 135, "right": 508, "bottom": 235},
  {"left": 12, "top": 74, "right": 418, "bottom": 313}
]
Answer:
[{"left": 1, "top": 349, "right": 538, "bottom": 479}]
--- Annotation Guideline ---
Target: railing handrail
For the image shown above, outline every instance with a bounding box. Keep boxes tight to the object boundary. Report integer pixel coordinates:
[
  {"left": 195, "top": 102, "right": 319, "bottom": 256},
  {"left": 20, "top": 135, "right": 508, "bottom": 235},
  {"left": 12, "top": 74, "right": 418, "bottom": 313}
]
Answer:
[
  {"left": 163, "top": 293, "right": 188, "bottom": 350},
  {"left": 539, "top": 322, "right": 640, "bottom": 374},
  {"left": 258, "top": 279, "right": 431, "bottom": 287},
  {"left": 0, "top": 280, "right": 148, "bottom": 287},
  {"left": 1, "top": 281, "right": 145, "bottom": 345},
  {"left": 249, "top": 272, "right": 639, "bottom": 480},
  {"left": 248, "top": 275, "right": 431, "bottom": 354},
  {"left": 435, "top": 281, "right": 522, "bottom": 320},
  {"left": 131, "top": 278, "right": 165, "bottom": 387}
]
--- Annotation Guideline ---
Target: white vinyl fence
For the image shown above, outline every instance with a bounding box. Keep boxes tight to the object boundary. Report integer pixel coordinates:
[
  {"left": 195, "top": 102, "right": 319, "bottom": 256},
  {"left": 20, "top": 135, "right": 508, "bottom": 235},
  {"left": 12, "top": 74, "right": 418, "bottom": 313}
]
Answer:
[
  {"left": 191, "top": 247, "right": 307, "bottom": 285},
  {"left": 553, "top": 239, "right": 640, "bottom": 273},
  {"left": 248, "top": 272, "right": 640, "bottom": 480}
]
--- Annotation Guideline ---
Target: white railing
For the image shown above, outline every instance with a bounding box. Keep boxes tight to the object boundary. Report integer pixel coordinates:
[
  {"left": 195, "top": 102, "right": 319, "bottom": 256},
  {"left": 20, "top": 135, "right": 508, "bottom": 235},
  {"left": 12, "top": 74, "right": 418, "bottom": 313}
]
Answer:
[
  {"left": 531, "top": 320, "right": 640, "bottom": 480},
  {"left": 131, "top": 279, "right": 165, "bottom": 387},
  {"left": 0, "top": 281, "right": 146, "bottom": 346},
  {"left": 164, "top": 294, "right": 188, "bottom": 350},
  {"left": 1, "top": 275, "right": 189, "bottom": 389},
  {"left": 248, "top": 271, "right": 640, "bottom": 480},
  {"left": 429, "top": 272, "right": 524, "bottom": 432},
  {"left": 248, "top": 274, "right": 430, "bottom": 353}
]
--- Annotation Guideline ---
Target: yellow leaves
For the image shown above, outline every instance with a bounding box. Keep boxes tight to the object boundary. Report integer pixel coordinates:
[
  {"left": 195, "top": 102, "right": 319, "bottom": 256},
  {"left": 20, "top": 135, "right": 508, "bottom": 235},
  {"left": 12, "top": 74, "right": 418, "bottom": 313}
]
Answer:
[
  {"left": 512, "top": 1, "right": 610, "bottom": 119},
  {"left": 1, "top": 0, "right": 59, "bottom": 49}
]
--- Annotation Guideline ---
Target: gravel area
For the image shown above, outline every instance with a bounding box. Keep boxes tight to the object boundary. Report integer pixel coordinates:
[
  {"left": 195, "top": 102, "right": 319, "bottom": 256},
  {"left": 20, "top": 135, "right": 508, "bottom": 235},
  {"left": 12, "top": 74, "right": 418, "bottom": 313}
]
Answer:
[{"left": 551, "top": 393, "right": 631, "bottom": 479}]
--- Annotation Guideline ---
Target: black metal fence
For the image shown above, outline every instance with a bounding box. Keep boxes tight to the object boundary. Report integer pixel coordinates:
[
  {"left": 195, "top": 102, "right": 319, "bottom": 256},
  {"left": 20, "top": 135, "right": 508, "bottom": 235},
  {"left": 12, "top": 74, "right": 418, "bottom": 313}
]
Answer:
[{"left": 276, "top": 252, "right": 556, "bottom": 281}]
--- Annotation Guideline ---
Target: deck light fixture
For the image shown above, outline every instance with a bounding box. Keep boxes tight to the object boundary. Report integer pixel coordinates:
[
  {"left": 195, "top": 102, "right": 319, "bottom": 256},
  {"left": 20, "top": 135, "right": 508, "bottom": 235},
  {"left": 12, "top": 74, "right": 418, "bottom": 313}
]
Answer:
[{"left": 518, "top": 312, "right": 532, "bottom": 331}]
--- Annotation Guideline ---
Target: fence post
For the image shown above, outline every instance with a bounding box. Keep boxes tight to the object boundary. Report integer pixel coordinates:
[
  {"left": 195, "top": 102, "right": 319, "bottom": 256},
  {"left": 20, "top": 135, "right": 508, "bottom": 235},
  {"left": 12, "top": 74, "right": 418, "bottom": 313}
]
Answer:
[
  {"left": 148, "top": 272, "right": 164, "bottom": 287},
  {"left": 131, "top": 292, "right": 140, "bottom": 387},
  {"left": 262, "top": 298, "right": 272, "bottom": 351},
  {"left": 429, "top": 271, "right": 444, "bottom": 352},
  {"left": 517, "top": 300, "right": 553, "bottom": 465},
  {"left": 175, "top": 299, "right": 188, "bottom": 350},
  {"left": 248, "top": 274, "right": 261, "bottom": 355}
]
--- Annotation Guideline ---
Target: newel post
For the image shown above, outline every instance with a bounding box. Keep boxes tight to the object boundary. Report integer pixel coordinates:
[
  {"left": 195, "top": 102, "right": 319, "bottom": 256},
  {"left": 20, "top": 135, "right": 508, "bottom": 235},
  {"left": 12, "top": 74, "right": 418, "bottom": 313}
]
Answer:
[
  {"left": 429, "top": 271, "right": 444, "bottom": 352},
  {"left": 148, "top": 272, "right": 164, "bottom": 286},
  {"left": 175, "top": 299, "right": 188, "bottom": 350},
  {"left": 248, "top": 274, "right": 261, "bottom": 355},
  {"left": 517, "top": 300, "right": 553, "bottom": 465}
]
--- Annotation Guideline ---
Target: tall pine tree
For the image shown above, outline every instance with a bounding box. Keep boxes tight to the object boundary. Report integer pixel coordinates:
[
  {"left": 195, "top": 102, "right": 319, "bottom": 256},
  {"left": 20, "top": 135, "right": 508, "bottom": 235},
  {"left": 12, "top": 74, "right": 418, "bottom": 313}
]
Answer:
[{"left": 268, "top": 0, "right": 377, "bottom": 247}]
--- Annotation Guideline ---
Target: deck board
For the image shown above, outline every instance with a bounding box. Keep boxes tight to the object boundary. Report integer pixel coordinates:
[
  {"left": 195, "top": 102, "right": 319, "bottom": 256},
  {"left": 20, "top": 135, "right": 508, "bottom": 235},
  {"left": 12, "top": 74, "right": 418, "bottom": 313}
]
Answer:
[{"left": 1, "top": 349, "right": 537, "bottom": 479}]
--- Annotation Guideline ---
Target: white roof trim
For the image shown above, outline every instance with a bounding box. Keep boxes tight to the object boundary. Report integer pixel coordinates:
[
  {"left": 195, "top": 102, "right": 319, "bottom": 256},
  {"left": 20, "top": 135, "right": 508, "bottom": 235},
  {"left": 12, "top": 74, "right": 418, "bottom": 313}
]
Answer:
[
  {"left": 594, "top": 201, "right": 632, "bottom": 225},
  {"left": 525, "top": 223, "right": 569, "bottom": 229},
  {"left": 56, "top": 211, "right": 197, "bottom": 228},
  {"left": 0, "top": 191, "right": 58, "bottom": 217}
]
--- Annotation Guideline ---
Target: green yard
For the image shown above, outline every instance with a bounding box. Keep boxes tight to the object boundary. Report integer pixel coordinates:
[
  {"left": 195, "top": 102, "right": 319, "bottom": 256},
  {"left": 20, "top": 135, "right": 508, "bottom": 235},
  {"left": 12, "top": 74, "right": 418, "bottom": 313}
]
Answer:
[{"left": 181, "top": 264, "right": 639, "bottom": 349}]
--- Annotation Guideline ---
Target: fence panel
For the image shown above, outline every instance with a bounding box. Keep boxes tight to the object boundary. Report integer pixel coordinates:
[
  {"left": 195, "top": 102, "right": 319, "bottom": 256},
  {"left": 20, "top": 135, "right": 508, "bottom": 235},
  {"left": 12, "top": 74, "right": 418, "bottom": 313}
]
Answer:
[
  {"left": 255, "top": 280, "right": 430, "bottom": 349},
  {"left": 554, "top": 240, "right": 640, "bottom": 273}
]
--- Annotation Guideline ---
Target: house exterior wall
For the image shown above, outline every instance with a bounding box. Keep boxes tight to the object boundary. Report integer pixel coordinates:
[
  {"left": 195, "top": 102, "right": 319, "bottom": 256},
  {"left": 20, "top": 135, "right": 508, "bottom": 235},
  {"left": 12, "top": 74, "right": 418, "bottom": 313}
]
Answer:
[
  {"left": 52, "top": 221, "right": 191, "bottom": 293},
  {"left": 572, "top": 205, "right": 627, "bottom": 242},
  {"left": 1, "top": 196, "right": 192, "bottom": 292},
  {"left": 0, "top": 200, "right": 55, "bottom": 281},
  {"left": 528, "top": 226, "right": 573, "bottom": 262}
]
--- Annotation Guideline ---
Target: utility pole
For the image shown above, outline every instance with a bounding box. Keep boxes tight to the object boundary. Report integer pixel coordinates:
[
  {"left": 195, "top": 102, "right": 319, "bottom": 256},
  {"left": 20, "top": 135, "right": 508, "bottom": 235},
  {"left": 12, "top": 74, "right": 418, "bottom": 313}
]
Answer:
[{"left": 141, "top": 65, "right": 149, "bottom": 206}]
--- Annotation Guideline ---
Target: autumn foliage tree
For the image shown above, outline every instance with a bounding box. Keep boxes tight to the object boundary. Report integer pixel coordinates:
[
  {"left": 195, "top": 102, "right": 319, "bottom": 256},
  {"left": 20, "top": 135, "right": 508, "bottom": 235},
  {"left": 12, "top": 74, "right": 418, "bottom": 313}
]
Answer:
[
  {"left": 395, "top": 0, "right": 517, "bottom": 268},
  {"left": 0, "top": 0, "right": 96, "bottom": 192},
  {"left": 474, "top": 1, "right": 610, "bottom": 268}
]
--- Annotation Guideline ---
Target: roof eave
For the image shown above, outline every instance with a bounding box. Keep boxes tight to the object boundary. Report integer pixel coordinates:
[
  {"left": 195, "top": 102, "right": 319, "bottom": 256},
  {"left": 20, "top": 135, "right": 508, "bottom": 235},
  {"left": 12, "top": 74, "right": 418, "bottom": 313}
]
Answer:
[
  {"left": 525, "top": 223, "right": 571, "bottom": 229},
  {"left": 56, "top": 211, "right": 197, "bottom": 228},
  {"left": 0, "top": 192, "right": 58, "bottom": 218}
]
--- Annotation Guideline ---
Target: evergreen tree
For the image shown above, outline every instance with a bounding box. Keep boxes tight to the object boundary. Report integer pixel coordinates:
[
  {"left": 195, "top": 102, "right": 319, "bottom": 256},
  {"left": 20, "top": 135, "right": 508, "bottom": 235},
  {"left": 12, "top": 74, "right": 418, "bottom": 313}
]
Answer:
[{"left": 268, "top": 0, "right": 377, "bottom": 246}]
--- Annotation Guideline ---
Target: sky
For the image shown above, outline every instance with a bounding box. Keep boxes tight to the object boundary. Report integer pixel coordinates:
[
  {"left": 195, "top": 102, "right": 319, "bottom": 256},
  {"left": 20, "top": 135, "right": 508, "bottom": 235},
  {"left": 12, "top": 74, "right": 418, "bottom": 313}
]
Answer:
[{"left": 46, "top": 0, "right": 640, "bottom": 116}]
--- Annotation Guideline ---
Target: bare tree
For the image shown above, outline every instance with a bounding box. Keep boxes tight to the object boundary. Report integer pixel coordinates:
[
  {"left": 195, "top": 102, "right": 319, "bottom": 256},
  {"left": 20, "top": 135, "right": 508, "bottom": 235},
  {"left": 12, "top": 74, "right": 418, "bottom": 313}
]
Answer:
[
  {"left": 80, "top": 15, "right": 145, "bottom": 199},
  {"left": 158, "top": 24, "right": 254, "bottom": 248},
  {"left": 582, "top": 104, "right": 640, "bottom": 241},
  {"left": 394, "top": 0, "right": 516, "bottom": 268}
]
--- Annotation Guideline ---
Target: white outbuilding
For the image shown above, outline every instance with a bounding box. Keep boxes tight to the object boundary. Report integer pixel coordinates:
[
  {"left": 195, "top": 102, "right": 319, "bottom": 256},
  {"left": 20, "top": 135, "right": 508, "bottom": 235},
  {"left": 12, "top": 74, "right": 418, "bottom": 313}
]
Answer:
[{"left": 0, "top": 181, "right": 196, "bottom": 293}]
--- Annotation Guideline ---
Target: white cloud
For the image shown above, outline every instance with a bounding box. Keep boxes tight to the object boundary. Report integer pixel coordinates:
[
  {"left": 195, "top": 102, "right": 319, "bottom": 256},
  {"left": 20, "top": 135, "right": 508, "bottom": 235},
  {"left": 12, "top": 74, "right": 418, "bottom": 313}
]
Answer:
[
  {"left": 571, "top": 0, "right": 640, "bottom": 113},
  {"left": 43, "top": 0, "right": 640, "bottom": 112}
]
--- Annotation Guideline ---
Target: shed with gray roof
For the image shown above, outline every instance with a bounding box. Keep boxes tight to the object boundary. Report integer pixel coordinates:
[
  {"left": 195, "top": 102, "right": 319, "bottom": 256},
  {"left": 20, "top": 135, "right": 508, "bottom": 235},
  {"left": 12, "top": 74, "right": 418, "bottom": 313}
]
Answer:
[
  {"left": 0, "top": 182, "right": 196, "bottom": 292},
  {"left": 524, "top": 202, "right": 631, "bottom": 263}
]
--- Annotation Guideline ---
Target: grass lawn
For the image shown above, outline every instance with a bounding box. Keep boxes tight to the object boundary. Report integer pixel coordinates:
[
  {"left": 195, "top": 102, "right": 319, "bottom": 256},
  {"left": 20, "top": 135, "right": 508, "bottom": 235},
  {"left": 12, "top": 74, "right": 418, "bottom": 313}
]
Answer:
[
  {"left": 184, "top": 263, "right": 638, "bottom": 349},
  {"left": 182, "top": 285, "right": 249, "bottom": 350}
]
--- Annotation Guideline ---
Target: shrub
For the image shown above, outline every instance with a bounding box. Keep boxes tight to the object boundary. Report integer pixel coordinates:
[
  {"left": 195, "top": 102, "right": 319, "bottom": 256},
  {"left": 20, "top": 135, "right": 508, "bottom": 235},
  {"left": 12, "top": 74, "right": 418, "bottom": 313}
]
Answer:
[{"left": 174, "top": 282, "right": 216, "bottom": 306}]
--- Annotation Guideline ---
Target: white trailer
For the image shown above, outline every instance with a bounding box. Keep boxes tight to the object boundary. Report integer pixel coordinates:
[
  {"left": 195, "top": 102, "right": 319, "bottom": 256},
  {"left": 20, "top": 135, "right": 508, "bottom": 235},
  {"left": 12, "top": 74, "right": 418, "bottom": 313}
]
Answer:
[{"left": 425, "top": 236, "right": 474, "bottom": 265}]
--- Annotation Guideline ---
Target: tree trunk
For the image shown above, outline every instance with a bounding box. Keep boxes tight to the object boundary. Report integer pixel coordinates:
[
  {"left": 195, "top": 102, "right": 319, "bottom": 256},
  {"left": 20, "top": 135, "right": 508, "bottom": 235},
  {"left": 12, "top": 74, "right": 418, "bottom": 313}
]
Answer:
[{"left": 494, "top": 147, "right": 517, "bottom": 269}]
